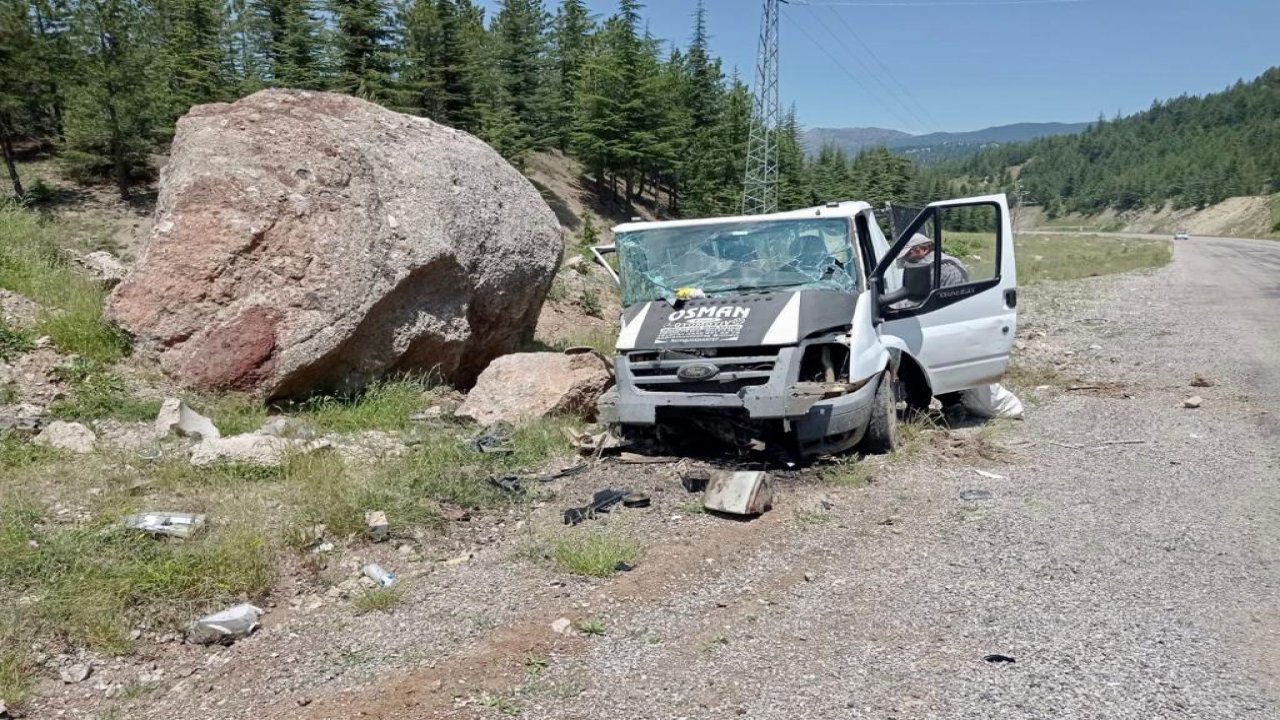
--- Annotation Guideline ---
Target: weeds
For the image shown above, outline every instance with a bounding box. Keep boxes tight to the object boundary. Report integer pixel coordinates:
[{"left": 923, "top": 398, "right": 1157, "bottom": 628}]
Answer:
[
  {"left": 481, "top": 694, "right": 521, "bottom": 716},
  {"left": 575, "top": 618, "right": 606, "bottom": 636},
  {"left": 47, "top": 360, "right": 161, "bottom": 421},
  {"left": 0, "top": 206, "right": 130, "bottom": 363},
  {"left": 551, "top": 529, "right": 638, "bottom": 577},
  {"left": 823, "top": 457, "right": 872, "bottom": 487},
  {"left": 295, "top": 379, "right": 432, "bottom": 433},
  {"left": 351, "top": 587, "right": 403, "bottom": 614},
  {"left": 0, "top": 431, "right": 61, "bottom": 469},
  {"left": 578, "top": 289, "right": 602, "bottom": 318},
  {"left": 0, "top": 319, "right": 34, "bottom": 361},
  {"left": 793, "top": 509, "right": 832, "bottom": 528},
  {"left": 548, "top": 327, "right": 616, "bottom": 357}
]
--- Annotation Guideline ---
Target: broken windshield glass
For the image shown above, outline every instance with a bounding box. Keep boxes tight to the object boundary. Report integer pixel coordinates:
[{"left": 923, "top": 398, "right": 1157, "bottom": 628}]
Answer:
[{"left": 615, "top": 218, "right": 857, "bottom": 306}]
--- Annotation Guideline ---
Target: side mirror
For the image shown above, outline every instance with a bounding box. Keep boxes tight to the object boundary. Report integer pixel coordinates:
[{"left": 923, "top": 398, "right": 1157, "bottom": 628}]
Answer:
[{"left": 877, "top": 261, "right": 933, "bottom": 308}]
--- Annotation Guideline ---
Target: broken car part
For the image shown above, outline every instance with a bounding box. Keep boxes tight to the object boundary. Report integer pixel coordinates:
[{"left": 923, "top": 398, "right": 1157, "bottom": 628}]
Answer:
[
  {"left": 122, "top": 512, "right": 206, "bottom": 539},
  {"left": 621, "top": 492, "right": 651, "bottom": 508},
  {"left": 189, "top": 604, "right": 263, "bottom": 645},
  {"left": 703, "top": 471, "right": 773, "bottom": 516},
  {"left": 467, "top": 424, "right": 514, "bottom": 454},
  {"left": 563, "top": 488, "right": 630, "bottom": 526}
]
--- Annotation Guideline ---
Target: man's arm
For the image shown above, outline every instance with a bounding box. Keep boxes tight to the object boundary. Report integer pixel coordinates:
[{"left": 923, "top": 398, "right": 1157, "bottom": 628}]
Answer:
[{"left": 939, "top": 260, "right": 968, "bottom": 288}]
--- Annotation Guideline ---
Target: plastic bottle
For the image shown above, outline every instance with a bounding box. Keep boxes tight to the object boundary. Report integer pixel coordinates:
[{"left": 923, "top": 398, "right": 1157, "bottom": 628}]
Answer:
[{"left": 362, "top": 563, "right": 396, "bottom": 587}]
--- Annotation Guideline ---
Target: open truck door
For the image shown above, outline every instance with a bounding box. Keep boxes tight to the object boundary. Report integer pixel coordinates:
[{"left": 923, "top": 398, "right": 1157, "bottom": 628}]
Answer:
[{"left": 869, "top": 194, "right": 1017, "bottom": 395}]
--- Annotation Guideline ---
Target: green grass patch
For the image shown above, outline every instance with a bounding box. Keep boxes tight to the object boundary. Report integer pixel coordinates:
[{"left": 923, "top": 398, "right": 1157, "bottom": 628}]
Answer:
[
  {"left": 1015, "top": 234, "right": 1172, "bottom": 284},
  {"left": 0, "top": 501, "right": 272, "bottom": 657},
  {"left": 0, "top": 206, "right": 130, "bottom": 363},
  {"left": 0, "top": 431, "right": 62, "bottom": 469},
  {"left": 547, "top": 327, "right": 617, "bottom": 357},
  {"left": 0, "top": 319, "right": 35, "bottom": 361},
  {"left": 46, "top": 359, "right": 161, "bottom": 421},
  {"left": 186, "top": 393, "right": 271, "bottom": 436},
  {"left": 575, "top": 618, "right": 606, "bottom": 636},
  {"left": 294, "top": 379, "right": 431, "bottom": 433},
  {"left": 822, "top": 457, "right": 872, "bottom": 488},
  {"left": 551, "top": 529, "right": 638, "bottom": 578},
  {"left": 351, "top": 586, "right": 403, "bottom": 614}
]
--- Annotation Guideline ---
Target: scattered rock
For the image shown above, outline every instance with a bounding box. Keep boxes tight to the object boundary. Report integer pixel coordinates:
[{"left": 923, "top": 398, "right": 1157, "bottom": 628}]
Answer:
[
  {"left": 106, "top": 89, "right": 562, "bottom": 398},
  {"left": 60, "top": 663, "right": 92, "bottom": 684},
  {"left": 327, "top": 430, "right": 408, "bottom": 464},
  {"left": 366, "top": 510, "right": 389, "bottom": 542},
  {"left": 0, "top": 415, "right": 44, "bottom": 436},
  {"left": 551, "top": 617, "right": 573, "bottom": 635},
  {"left": 1183, "top": 396, "right": 1203, "bottom": 409},
  {"left": 190, "top": 433, "right": 328, "bottom": 467},
  {"left": 409, "top": 406, "right": 446, "bottom": 422},
  {"left": 959, "top": 490, "right": 994, "bottom": 501},
  {"left": 155, "top": 398, "right": 221, "bottom": 440},
  {"left": 80, "top": 251, "right": 128, "bottom": 287},
  {"left": 0, "top": 697, "right": 8, "bottom": 718},
  {"left": 0, "top": 288, "right": 39, "bottom": 329},
  {"left": 104, "top": 683, "right": 125, "bottom": 699},
  {"left": 1190, "top": 374, "right": 1215, "bottom": 388},
  {"left": 440, "top": 504, "right": 471, "bottom": 522},
  {"left": 256, "top": 416, "right": 315, "bottom": 439},
  {"left": 33, "top": 421, "right": 96, "bottom": 454},
  {"left": 456, "top": 351, "right": 612, "bottom": 426}
]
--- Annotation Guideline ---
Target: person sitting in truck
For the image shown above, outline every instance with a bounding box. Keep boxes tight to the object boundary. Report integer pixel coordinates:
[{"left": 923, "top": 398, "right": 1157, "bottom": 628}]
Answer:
[{"left": 900, "top": 233, "right": 969, "bottom": 288}]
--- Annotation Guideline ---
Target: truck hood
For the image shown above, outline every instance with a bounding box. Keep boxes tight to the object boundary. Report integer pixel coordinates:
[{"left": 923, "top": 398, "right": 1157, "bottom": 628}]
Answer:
[{"left": 616, "top": 290, "right": 857, "bottom": 350}]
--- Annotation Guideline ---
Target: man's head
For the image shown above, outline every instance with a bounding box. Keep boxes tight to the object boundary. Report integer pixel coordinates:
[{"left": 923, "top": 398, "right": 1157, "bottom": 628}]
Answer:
[{"left": 903, "top": 233, "right": 935, "bottom": 263}]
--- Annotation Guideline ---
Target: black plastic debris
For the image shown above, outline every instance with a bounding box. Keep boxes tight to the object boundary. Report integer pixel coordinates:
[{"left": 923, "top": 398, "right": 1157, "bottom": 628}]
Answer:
[
  {"left": 542, "top": 462, "right": 588, "bottom": 482},
  {"left": 960, "top": 489, "right": 994, "bottom": 501},
  {"left": 983, "top": 654, "right": 1016, "bottom": 664},
  {"left": 614, "top": 561, "right": 635, "bottom": 572},
  {"left": 488, "top": 475, "right": 522, "bottom": 493},
  {"left": 679, "top": 467, "right": 711, "bottom": 493},
  {"left": 468, "top": 423, "right": 514, "bottom": 454},
  {"left": 563, "top": 488, "right": 629, "bottom": 525}
]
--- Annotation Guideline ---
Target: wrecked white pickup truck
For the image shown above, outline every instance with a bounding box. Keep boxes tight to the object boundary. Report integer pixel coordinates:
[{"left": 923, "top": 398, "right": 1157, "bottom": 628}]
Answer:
[{"left": 591, "top": 195, "right": 1018, "bottom": 457}]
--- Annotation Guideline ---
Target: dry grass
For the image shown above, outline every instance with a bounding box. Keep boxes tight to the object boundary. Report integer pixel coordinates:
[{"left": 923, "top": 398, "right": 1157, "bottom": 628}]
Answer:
[
  {"left": 1015, "top": 234, "right": 1172, "bottom": 284},
  {"left": 351, "top": 586, "right": 403, "bottom": 615}
]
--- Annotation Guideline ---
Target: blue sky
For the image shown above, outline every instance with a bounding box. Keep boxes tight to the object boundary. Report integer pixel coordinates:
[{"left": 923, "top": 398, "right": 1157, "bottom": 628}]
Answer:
[{"left": 478, "top": 0, "right": 1278, "bottom": 136}]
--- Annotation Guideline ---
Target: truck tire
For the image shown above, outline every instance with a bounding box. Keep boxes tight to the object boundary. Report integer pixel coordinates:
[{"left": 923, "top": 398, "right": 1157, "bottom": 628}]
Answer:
[{"left": 858, "top": 371, "right": 899, "bottom": 455}]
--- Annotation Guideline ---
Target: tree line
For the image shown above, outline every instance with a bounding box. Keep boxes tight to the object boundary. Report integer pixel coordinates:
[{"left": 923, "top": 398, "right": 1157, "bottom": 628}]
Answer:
[
  {"left": 923, "top": 67, "right": 1280, "bottom": 217},
  {"left": 1, "top": 0, "right": 927, "bottom": 219}
]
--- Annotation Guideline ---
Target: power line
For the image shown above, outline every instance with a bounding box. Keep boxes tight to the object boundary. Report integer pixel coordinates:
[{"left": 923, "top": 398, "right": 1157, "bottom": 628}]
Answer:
[
  {"left": 792, "top": 6, "right": 935, "bottom": 133},
  {"left": 781, "top": 12, "right": 922, "bottom": 133},
  {"left": 818, "top": 6, "right": 944, "bottom": 132}
]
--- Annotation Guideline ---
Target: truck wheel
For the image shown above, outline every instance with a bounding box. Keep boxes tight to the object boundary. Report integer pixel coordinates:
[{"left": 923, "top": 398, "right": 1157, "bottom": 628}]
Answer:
[{"left": 858, "top": 371, "right": 899, "bottom": 455}]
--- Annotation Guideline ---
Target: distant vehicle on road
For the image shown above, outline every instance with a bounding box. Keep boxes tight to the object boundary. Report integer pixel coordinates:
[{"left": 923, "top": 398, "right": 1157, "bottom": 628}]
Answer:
[{"left": 1174, "top": 230, "right": 1190, "bottom": 241}]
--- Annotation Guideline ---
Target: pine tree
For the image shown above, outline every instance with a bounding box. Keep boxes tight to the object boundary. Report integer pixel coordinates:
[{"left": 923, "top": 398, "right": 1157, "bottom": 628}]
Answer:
[
  {"left": 329, "top": 0, "right": 395, "bottom": 104},
  {"left": 62, "top": 0, "right": 168, "bottom": 199},
  {"left": 1, "top": 0, "right": 40, "bottom": 198},
  {"left": 250, "top": 0, "right": 326, "bottom": 89},
  {"left": 546, "top": 0, "right": 591, "bottom": 150},
  {"left": 486, "top": 0, "right": 548, "bottom": 152},
  {"left": 157, "top": 0, "right": 234, "bottom": 117}
]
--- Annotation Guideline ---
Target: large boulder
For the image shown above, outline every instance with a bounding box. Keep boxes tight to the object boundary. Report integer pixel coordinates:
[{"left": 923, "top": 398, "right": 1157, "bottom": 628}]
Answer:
[
  {"left": 107, "top": 89, "right": 562, "bottom": 398},
  {"left": 455, "top": 351, "right": 612, "bottom": 426}
]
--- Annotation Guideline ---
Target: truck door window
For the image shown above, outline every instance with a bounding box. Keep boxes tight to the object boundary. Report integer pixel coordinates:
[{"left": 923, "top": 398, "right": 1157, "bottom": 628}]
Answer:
[{"left": 938, "top": 204, "right": 999, "bottom": 284}]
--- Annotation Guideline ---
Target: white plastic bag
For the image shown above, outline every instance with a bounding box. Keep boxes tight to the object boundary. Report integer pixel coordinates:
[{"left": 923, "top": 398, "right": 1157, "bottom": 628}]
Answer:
[{"left": 960, "top": 383, "right": 1024, "bottom": 420}]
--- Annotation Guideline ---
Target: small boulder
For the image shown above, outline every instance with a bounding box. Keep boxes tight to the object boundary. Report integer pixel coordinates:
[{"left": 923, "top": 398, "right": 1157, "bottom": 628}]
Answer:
[
  {"left": 551, "top": 617, "right": 573, "bottom": 635},
  {"left": 33, "top": 421, "right": 96, "bottom": 454},
  {"left": 456, "top": 352, "right": 612, "bottom": 426},
  {"left": 81, "top": 251, "right": 128, "bottom": 287},
  {"left": 190, "top": 433, "right": 327, "bottom": 467},
  {"left": 1183, "top": 396, "right": 1203, "bottom": 409},
  {"left": 60, "top": 663, "right": 92, "bottom": 684},
  {"left": 155, "top": 398, "right": 221, "bottom": 440}
]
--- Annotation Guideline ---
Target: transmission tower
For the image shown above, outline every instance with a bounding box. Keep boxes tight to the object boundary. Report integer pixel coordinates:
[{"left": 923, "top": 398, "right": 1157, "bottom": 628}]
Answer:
[{"left": 742, "top": 0, "right": 783, "bottom": 215}]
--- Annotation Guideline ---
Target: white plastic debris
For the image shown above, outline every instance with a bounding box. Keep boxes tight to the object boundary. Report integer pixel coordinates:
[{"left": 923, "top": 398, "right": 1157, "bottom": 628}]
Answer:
[
  {"left": 363, "top": 563, "right": 396, "bottom": 587},
  {"left": 960, "top": 383, "right": 1024, "bottom": 420},
  {"left": 155, "top": 398, "right": 221, "bottom": 440},
  {"left": 974, "top": 470, "right": 1006, "bottom": 480},
  {"left": 189, "top": 603, "right": 263, "bottom": 645},
  {"left": 122, "top": 512, "right": 206, "bottom": 539},
  {"left": 703, "top": 471, "right": 773, "bottom": 516}
]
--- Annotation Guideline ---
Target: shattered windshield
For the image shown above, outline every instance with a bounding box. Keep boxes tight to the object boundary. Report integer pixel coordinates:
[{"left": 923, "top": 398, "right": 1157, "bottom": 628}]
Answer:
[{"left": 615, "top": 218, "right": 857, "bottom": 306}]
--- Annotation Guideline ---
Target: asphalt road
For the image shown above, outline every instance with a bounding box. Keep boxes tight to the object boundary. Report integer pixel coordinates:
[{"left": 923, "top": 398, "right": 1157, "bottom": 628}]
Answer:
[{"left": 513, "top": 234, "right": 1280, "bottom": 719}]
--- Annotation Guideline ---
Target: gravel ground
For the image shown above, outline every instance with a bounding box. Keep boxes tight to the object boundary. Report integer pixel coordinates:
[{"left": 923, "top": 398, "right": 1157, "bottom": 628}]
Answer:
[{"left": 32, "top": 236, "right": 1279, "bottom": 719}]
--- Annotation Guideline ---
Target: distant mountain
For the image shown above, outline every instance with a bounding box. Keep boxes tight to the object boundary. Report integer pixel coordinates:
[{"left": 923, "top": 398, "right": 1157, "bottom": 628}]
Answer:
[
  {"left": 801, "top": 127, "right": 911, "bottom": 155},
  {"left": 802, "top": 121, "right": 1091, "bottom": 164}
]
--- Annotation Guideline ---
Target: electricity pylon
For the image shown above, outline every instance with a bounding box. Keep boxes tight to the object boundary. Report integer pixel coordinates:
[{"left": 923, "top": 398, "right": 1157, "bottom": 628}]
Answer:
[{"left": 742, "top": 0, "right": 784, "bottom": 215}]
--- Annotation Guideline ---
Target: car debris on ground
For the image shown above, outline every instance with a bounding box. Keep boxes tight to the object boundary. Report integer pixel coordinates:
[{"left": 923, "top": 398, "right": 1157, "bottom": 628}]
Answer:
[
  {"left": 122, "top": 512, "right": 206, "bottom": 539},
  {"left": 466, "top": 423, "right": 514, "bottom": 454},
  {"left": 959, "top": 489, "right": 994, "bottom": 501},
  {"left": 563, "top": 488, "right": 632, "bottom": 525},
  {"left": 702, "top": 470, "right": 773, "bottom": 516},
  {"left": 189, "top": 604, "right": 264, "bottom": 645}
]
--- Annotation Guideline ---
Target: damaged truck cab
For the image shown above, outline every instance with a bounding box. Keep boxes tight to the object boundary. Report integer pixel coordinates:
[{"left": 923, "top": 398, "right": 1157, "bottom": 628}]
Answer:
[{"left": 592, "top": 196, "right": 1017, "bottom": 457}]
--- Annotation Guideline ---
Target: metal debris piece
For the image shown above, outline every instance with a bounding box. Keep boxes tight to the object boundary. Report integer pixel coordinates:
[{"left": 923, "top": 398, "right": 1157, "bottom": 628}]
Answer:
[
  {"left": 621, "top": 492, "right": 651, "bottom": 508},
  {"left": 959, "top": 489, "right": 993, "bottom": 501},
  {"left": 983, "top": 654, "right": 1016, "bottom": 663},
  {"left": 365, "top": 510, "right": 389, "bottom": 542},
  {"left": 974, "top": 470, "right": 1005, "bottom": 480},
  {"left": 617, "top": 452, "right": 677, "bottom": 464},
  {"left": 122, "top": 512, "right": 206, "bottom": 539},
  {"left": 488, "top": 474, "right": 523, "bottom": 493},
  {"left": 190, "top": 604, "right": 264, "bottom": 645},
  {"left": 703, "top": 471, "right": 773, "bottom": 516},
  {"left": 543, "top": 462, "right": 588, "bottom": 481},
  {"left": 563, "top": 488, "right": 629, "bottom": 525}
]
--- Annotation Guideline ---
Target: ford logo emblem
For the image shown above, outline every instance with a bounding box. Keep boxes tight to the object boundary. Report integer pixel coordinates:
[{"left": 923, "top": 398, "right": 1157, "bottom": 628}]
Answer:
[{"left": 677, "top": 362, "right": 720, "bottom": 381}]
